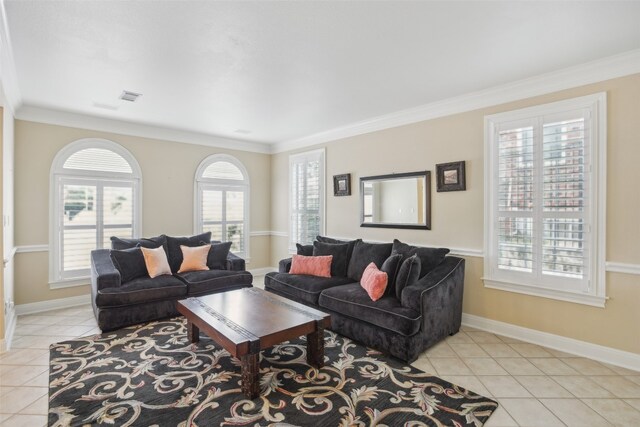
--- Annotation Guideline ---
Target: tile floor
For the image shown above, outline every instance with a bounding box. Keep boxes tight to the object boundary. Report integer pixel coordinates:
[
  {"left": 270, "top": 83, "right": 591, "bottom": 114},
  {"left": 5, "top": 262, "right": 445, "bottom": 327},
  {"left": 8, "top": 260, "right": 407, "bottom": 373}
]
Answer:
[{"left": 1, "top": 300, "right": 639, "bottom": 426}]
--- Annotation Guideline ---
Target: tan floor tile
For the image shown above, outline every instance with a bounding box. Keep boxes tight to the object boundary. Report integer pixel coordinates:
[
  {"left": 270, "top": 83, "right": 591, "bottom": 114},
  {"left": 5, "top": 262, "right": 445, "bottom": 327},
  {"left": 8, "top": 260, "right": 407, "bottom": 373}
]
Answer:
[
  {"left": 462, "top": 358, "right": 509, "bottom": 376},
  {"left": 24, "top": 353, "right": 50, "bottom": 366},
  {"left": 13, "top": 324, "right": 45, "bottom": 336},
  {"left": 0, "top": 348, "right": 49, "bottom": 365},
  {"left": 552, "top": 376, "right": 615, "bottom": 398},
  {"left": 540, "top": 398, "right": 609, "bottom": 426},
  {"left": 582, "top": 398, "right": 640, "bottom": 425},
  {"left": 482, "top": 404, "right": 518, "bottom": 427},
  {"left": 496, "top": 335, "right": 525, "bottom": 344},
  {"left": 544, "top": 348, "right": 577, "bottom": 358},
  {"left": 411, "top": 357, "right": 437, "bottom": 375},
  {"left": 563, "top": 357, "right": 617, "bottom": 375},
  {"left": 498, "top": 398, "right": 563, "bottom": 426},
  {"left": 0, "top": 413, "right": 12, "bottom": 422},
  {"left": 460, "top": 325, "right": 481, "bottom": 332},
  {"left": 28, "top": 325, "right": 95, "bottom": 337},
  {"left": 445, "top": 331, "right": 474, "bottom": 344},
  {"left": 22, "top": 371, "right": 50, "bottom": 388},
  {"left": 1, "top": 413, "right": 47, "bottom": 427},
  {"left": 0, "top": 388, "right": 13, "bottom": 399},
  {"left": 515, "top": 375, "right": 573, "bottom": 398},
  {"left": 528, "top": 357, "right": 580, "bottom": 375},
  {"left": 478, "top": 376, "right": 532, "bottom": 398},
  {"left": 440, "top": 375, "right": 493, "bottom": 398},
  {"left": 17, "top": 315, "right": 62, "bottom": 326},
  {"left": 0, "top": 386, "right": 47, "bottom": 414},
  {"left": 424, "top": 341, "right": 457, "bottom": 358},
  {"left": 627, "top": 376, "right": 640, "bottom": 386},
  {"left": 508, "top": 343, "right": 553, "bottom": 358},
  {"left": 0, "top": 365, "right": 48, "bottom": 387},
  {"left": 449, "top": 342, "right": 489, "bottom": 358},
  {"left": 625, "top": 399, "right": 640, "bottom": 411},
  {"left": 479, "top": 343, "right": 521, "bottom": 358},
  {"left": 18, "top": 395, "right": 49, "bottom": 415},
  {"left": 593, "top": 376, "right": 640, "bottom": 398},
  {"left": 429, "top": 357, "right": 473, "bottom": 375},
  {"left": 495, "top": 358, "right": 545, "bottom": 375},
  {"left": 51, "top": 315, "right": 96, "bottom": 326},
  {"left": 465, "top": 331, "right": 503, "bottom": 344}
]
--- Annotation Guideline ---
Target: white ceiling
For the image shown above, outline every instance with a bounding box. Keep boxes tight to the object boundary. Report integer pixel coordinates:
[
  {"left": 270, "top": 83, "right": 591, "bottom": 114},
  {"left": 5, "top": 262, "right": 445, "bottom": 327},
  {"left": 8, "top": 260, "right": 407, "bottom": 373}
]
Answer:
[{"left": 5, "top": 1, "right": 640, "bottom": 146}]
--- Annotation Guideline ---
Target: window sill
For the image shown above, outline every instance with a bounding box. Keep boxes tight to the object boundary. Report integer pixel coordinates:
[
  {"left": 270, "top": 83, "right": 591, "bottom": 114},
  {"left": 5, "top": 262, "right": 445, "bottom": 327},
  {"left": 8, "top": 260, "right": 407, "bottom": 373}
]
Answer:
[
  {"left": 482, "top": 278, "right": 607, "bottom": 308},
  {"left": 49, "top": 278, "right": 91, "bottom": 290}
]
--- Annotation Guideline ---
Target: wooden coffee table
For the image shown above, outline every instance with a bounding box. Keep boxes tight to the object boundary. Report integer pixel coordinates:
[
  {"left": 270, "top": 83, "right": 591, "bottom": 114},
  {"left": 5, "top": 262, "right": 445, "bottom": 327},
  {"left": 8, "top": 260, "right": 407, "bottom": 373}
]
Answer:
[{"left": 176, "top": 287, "right": 331, "bottom": 399}]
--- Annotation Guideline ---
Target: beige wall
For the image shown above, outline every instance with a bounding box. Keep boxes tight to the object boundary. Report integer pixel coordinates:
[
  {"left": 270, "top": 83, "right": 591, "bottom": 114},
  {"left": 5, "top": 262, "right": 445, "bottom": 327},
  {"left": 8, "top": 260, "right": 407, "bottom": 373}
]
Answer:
[
  {"left": 270, "top": 73, "right": 640, "bottom": 354},
  {"left": 14, "top": 120, "right": 271, "bottom": 305}
]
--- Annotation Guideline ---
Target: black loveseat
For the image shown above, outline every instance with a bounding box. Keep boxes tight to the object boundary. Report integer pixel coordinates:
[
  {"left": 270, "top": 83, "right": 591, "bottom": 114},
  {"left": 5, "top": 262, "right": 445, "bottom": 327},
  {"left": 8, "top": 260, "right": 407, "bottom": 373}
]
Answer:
[
  {"left": 91, "top": 232, "right": 253, "bottom": 331},
  {"left": 265, "top": 237, "right": 464, "bottom": 363}
]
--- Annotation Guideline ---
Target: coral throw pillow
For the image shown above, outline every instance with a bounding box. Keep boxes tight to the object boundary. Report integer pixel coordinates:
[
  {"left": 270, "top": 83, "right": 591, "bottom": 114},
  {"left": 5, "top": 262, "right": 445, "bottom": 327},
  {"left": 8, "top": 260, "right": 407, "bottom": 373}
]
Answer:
[
  {"left": 289, "top": 254, "right": 332, "bottom": 278},
  {"left": 178, "top": 244, "right": 211, "bottom": 273},
  {"left": 140, "top": 246, "right": 172, "bottom": 278},
  {"left": 360, "top": 262, "right": 388, "bottom": 301}
]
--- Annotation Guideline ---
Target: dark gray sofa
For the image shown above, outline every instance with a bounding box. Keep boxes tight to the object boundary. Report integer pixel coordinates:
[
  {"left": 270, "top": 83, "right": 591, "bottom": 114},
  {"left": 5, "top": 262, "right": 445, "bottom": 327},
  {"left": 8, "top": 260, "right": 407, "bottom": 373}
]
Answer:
[
  {"left": 265, "top": 238, "right": 464, "bottom": 363},
  {"left": 91, "top": 233, "right": 253, "bottom": 331}
]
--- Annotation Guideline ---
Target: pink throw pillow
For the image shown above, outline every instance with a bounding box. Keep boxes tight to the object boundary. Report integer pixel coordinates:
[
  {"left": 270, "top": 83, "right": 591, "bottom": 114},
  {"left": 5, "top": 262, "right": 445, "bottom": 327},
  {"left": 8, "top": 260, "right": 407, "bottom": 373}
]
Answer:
[
  {"left": 360, "top": 262, "right": 388, "bottom": 301},
  {"left": 289, "top": 254, "right": 332, "bottom": 278}
]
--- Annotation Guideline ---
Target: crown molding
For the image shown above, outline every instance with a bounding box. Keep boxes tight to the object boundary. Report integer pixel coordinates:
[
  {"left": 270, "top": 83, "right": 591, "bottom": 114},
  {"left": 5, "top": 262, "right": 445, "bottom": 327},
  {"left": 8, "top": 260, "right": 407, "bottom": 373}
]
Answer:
[
  {"left": 15, "top": 105, "right": 272, "bottom": 154},
  {"left": 0, "top": 0, "right": 22, "bottom": 111},
  {"left": 271, "top": 49, "right": 640, "bottom": 154}
]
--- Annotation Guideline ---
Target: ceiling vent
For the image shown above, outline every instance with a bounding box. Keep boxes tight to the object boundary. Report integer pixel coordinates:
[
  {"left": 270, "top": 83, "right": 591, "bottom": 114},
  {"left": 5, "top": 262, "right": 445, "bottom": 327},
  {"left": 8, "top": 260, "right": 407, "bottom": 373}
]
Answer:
[{"left": 120, "top": 90, "right": 142, "bottom": 102}]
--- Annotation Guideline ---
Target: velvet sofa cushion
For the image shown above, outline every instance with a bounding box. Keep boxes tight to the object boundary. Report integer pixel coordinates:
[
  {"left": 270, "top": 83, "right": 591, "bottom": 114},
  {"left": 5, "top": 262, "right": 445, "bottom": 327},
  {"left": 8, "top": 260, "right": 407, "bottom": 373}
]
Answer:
[
  {"left": 264, "top": 272, "right": 355, "bottom": 306},
  {"left": 206, "top": 241, "right": 232, "bottom": 270},
  {"left": 109, "top": 247, "right": 147, "bottom": 283},
  {"left": 318, "top": 283, "right": 421, "bottom": 336},
  {"left": 165, "top": 232, "right": 212, "bottom": 273},
  {"left": 391, "top": 239, "right": 450, "bottom": 278},
  {"left": 316, "top": 236, "right": 361, "bottom": 267},
  {"left": 380, "top": 253, "right": 403, "bottom": 297},
  {"left": 347, "top": 241, "right": 393, "bottom": 282},
  {"left": 111, "top": 235, "right": 168, "bottom": 253},
  {"left": 313, "top": 241, "right": 349, "bottom": 277},
  {"left": 296, "top": 243, "right": 314, "bottom": 256},
  {"left": 96, "top": 275, "right": 187, "bottom": 308},
  {"left": 395, "top": 254, "right": 421, "bottom": 300},
  {"left": 175, "top": 269, "right": 253, "bottom": 296}
]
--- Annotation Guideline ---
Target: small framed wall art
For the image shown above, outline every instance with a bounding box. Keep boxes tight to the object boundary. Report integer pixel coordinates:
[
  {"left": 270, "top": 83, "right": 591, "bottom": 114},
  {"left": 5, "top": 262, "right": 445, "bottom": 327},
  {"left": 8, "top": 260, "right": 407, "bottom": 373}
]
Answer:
[
  {"left": 333, "top": 173, "right": 351, "bottom": 196},
  {"left": 436, "top": 161, "right": 466, "bottom": 192}
]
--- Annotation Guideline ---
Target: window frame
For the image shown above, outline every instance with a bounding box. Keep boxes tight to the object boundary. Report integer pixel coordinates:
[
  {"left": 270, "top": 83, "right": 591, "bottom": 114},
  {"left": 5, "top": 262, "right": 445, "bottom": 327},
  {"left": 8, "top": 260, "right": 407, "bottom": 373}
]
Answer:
[
  {"left": 49, "top": 138, "right": 142, "bottom": 289},
  {"left": 288, "top": 148, "right": 326, "bottom": 252},
  {"left": 194, "top": 154, "right": 250, "bottom": 259},
  {"left": 483, "top": 93, "right": 607, "bottom": 307}
]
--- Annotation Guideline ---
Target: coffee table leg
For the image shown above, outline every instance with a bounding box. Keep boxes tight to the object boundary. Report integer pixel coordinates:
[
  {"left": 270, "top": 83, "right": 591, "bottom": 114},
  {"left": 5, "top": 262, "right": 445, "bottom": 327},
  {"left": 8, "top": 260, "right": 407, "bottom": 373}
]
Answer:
[
  {"left": 241, "top": 352, "right": 260, "bottom": 399},
  {"left": 187, "top": 321, "right": 200, "bottom": 343},
  {"left": 306, "top": 326, "right": 325, "bottom": 368}
]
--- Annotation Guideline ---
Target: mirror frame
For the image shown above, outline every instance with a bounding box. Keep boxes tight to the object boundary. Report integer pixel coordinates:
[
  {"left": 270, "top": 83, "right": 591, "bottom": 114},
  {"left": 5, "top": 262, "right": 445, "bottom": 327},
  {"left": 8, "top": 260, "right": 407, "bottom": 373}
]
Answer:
[{"left": 360, "top": 170, "right": 431, "bottom": 230}]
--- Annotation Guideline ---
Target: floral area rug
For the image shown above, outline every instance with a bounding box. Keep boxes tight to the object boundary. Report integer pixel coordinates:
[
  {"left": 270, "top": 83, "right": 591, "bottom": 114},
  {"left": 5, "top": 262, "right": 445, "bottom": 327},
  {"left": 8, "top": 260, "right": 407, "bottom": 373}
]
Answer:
[{"left": 49, "top": 318, "right": 498, "bottom": 426}]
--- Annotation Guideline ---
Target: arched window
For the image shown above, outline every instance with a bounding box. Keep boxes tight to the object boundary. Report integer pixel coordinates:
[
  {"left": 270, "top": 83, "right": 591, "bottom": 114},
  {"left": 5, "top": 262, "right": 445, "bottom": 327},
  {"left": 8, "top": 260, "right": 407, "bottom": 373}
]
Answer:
[
  {"left": 50, "top": 139, "right": 142, "bottom": 286},
  {"left": 195, "top": 154, "right": 249, "bottom": 257}
]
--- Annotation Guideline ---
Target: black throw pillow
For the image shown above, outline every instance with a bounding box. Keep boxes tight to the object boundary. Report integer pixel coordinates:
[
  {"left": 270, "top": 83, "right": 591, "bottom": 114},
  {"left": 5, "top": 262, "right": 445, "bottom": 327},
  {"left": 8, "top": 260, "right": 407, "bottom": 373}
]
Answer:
[
  {"left": 316, "top": 236, "right": 361, "bottom": 267},
  {"left": 395, "top": 254, "right": 421, "bottom": 300},
  {"left": 206, "top": 241, "right": 232, "bottom": 270},
  {"left": 296, "top": 243, "right": 314, "bottom": 256},
  {"left": 346, "top": 240, "right": 393, "bottom": 282},
  {"left": 391, "top": 239, "right": 450, "bottom": 278},
  {"left": 110, "top": 247, "right": 147, "bottom": 283},
  {"left": 111, "top": 235, "right": 167, "bottom": 252},
  {"left": 381, "top": 253, "right": 403, "bottom": 296},
  {"left": 313, "top": 241, "right": 349, "bottom": 277},
  {"left": 165, "top": 232, "right": 212, "bottom": 273}
]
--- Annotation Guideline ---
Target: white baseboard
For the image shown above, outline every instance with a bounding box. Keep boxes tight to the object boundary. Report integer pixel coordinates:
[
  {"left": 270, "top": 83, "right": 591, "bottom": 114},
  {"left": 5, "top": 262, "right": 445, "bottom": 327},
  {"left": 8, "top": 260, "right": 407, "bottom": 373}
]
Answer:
[
  {"left": 15, "top": 294, "right": 91, "bottom": 316},
  {"left": 249, "top": 267, "right": 278, "bottom": 276},
  {"left": 462, "top": 313, "right": 640, "bottom": 372}
]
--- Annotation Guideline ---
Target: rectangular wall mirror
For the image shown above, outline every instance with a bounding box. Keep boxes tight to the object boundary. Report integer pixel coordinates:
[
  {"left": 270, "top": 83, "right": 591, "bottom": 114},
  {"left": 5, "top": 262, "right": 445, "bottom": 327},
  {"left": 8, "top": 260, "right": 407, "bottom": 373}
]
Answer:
[{"left": 360, "top": 171, "right": 431, "bottom": 229}]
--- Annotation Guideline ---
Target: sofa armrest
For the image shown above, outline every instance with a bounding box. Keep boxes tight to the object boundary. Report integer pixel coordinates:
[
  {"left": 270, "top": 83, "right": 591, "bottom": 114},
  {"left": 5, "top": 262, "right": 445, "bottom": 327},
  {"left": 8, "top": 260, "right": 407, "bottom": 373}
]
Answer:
[
  {"left": 226, "top": 252, "right": 246, "bottom": 271},
  {"left": 401, "top": 256, "right": 465, "bottom": 326},
  {"left": 91, "top": 249, "right": 121, "bottom": 292},
  {"left": 279, "top": 258, "right": 292, "bottom": 273}
]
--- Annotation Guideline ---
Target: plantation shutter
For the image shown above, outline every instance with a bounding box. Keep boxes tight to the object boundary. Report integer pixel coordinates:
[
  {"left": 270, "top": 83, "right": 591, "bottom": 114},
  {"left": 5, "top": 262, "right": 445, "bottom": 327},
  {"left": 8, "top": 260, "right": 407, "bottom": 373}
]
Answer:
[
  {"left": 289, "top": 150, "right": 325, "bottom": 250},
  {"left": 492, "top": 110, "right": 591, "bottom": 293}
]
